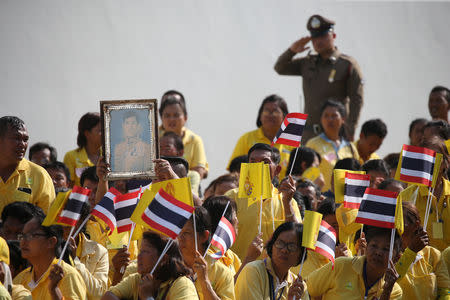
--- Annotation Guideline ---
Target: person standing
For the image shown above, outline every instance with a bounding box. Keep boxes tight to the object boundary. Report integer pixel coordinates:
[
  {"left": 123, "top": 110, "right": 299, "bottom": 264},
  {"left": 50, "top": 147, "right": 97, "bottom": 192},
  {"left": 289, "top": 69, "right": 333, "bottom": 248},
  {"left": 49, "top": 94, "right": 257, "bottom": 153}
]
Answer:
[{"left": 274, "top": 14, "right": 364, "bottom": 143}]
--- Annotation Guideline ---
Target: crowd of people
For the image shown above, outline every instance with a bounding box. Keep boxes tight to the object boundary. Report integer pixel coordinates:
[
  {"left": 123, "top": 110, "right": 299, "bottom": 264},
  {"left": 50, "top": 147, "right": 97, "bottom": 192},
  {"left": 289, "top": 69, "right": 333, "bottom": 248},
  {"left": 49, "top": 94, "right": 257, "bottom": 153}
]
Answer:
[{"left": 0, "top": 13, "right": 450, "bottom": 300}]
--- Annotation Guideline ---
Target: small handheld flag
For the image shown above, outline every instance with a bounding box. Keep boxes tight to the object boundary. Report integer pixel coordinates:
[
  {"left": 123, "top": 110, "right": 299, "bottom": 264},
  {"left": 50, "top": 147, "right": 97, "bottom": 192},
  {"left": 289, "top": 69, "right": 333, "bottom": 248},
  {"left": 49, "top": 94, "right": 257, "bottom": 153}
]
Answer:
[
  {"left": 355, "top": 188, "right": 399, "bottom": 229},
  {"left": 271, "top": 113, "right": 308, "bottom": 147},
  {"left": 57, "top": 186, "right": 90, "bottom": 226},
  {"left": 333, "top": 169, "right": 366, "bottom": 204},
  {"left": 115, "top": 189, "right": 141, "bottom": 233},
  {"left": 209, "top": 216, "right": 236, "bottom": 260},
  {"left": 91, "top": 187, "right": 122, "bottom": 234},
  {"left": 343, "top": 172, "right": 370, "bottom": 209},
  {"left": 238, "top": 162, "right": 272, "bottom": 207},
  {"left": 302, "top": 210, "right": 323, "bottom": 249},
  {"left": 314, "top": 220, "right": 337, "bottom": 267}
]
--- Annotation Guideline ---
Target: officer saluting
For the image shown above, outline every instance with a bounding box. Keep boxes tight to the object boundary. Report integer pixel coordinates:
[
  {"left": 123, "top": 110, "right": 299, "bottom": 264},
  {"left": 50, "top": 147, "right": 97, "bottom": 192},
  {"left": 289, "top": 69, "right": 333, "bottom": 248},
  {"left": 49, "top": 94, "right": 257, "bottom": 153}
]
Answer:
[{"left": 275, "top": 14, "right": 364, "bottom": 143}]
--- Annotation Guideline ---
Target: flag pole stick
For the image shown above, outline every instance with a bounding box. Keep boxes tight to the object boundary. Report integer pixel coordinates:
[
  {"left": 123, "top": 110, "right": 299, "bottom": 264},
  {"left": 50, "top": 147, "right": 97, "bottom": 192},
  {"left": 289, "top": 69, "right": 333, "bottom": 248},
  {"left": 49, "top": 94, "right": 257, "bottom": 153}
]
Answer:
[
  {"left": 259, "top": 195, "right": 263, "bottom": 234},
  {"left": 203, "top": 202, "right": 231, "bottom": 258},
  {"left": 423, "top": 187, "right": 434, "bottom": 231},
  {"left": 193, "top": 211, "right": 198, "bottom": 252},
  {"left": 58, "top": 226, "right": 76, "bottom": 265},
  {"left": 72, "top": 214, "right": 90, "bottom": 239},
  {"left": 120, "top": 223, "right": 136, "bottom": 274},
  {"left": 293, "top": 249, "right": 307, "bottom": 300},
  {"left": 388, "top": 228, "right": 395, "bottom": 262},
  {"left": 289, "top": 147, "right": 300, "bottom": 176},
  {"left": 150, "top": 239, "right": 174, "bottom": 275},
  {"left": 271, "top": 198, "right": 275, "bottom": 232}
]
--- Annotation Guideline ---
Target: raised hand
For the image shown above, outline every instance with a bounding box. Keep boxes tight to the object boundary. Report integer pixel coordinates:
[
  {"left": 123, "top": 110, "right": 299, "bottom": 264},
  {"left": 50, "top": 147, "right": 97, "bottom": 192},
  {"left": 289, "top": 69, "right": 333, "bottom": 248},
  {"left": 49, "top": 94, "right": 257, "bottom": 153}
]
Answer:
[{"left": 289, "top": 37, "right": 311, "bottom": 53}]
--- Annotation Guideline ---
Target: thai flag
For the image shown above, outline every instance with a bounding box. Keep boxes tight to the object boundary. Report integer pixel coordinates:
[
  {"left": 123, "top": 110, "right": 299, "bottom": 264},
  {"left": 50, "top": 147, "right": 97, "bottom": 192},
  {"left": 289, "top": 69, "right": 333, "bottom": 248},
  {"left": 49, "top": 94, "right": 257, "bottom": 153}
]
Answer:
[
  {"left": 343, "top": 172, "right": 370, "bottom": 209},
  {"left": 115, "top": 188, "right": 141, "bottom": 233},
  {"left": 91, "top": 187, "right": 122, "bottom": 234},
  {"left": 314, "top": 220, "right": 337, "bottom": 267},
  {"left": 355, "top": 188, "right": 399, "bottom": 229},
  {"left": 141, "top": 188, "right": 194, "bottom": 239},
  {"left": 271, "top": 113, "right": 308, "bottom": 147},
  {"left": 57, "top": 186, "right": 90, "bottom": 226},
  {"left": 397, "top": 145, "right": 437, "bottom": 187},
  {"left": 209, "top": 217, "right": 236, "bottom": 260}
]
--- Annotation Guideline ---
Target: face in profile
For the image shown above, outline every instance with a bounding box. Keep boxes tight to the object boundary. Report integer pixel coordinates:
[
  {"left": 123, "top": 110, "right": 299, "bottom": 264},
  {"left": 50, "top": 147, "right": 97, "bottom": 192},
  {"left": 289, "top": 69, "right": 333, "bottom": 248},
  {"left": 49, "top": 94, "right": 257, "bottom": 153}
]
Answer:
[{"left": 123, "top": 115, "right": 140, "bottom": 138}]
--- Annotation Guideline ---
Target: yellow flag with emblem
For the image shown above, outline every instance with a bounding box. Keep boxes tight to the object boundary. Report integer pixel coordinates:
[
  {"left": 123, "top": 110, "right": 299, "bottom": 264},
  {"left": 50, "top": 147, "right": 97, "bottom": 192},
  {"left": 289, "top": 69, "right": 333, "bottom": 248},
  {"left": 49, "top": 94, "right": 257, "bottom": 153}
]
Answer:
[
  {"left": 238, "top": 162, "right": 272, "bottom": 207},
  {"left": 42, "top": 190, "right": 71, "bottom": 226},
  {"left": 130, "top": 177, "right": 193, "bottom": 229},
  {"left": 302, "top": 210, "right": 322, "bottom": 250},
  {"left": 394, "top": 193, "right": 404, "bottom": 235},
  {"left": 334, "top": 169, "right": 366, "bottom": 203}
]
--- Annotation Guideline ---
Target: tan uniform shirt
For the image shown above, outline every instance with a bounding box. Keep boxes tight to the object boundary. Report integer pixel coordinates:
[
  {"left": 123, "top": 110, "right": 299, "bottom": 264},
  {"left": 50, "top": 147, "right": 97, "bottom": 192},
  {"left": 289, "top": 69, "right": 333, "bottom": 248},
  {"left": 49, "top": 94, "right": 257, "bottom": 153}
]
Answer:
[{"left": 274, "top": 48, "right": 364, "bottom": 143}]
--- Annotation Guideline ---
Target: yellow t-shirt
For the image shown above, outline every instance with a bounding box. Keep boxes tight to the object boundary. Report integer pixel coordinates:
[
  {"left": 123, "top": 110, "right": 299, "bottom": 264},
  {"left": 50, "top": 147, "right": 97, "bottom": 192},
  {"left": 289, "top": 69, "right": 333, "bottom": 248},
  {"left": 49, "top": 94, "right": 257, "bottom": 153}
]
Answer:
[
  {"left": 109, "top": 273, "right": 199, "bottom": 300},
  {"left": 227, "top": 127, "right": 294, "bottom": 179},
  {"left": 352, "top": 140, "right": 380, "bottom": 165},
  {"left": 291, "top": 249, "right": 330, "bottom": 278},
  {"left": 13, "top": 258, "right": 87, "bottom": 300},
  {"left": 194, "top": 256, "right": 235, "bottom": 300},
  {"left": 235, "top": 257, "right": 307, "bottom": 300},
  {"left": 306, "top": 133, "right": 358, "bottom": 192},
  {"left": 306, "top": 256, "right": 402, "bottom": 300},
  {"left": 0, "top": 159, "right": 55, "bottom": 215},
  {"left": 225, "top": 186, "right": 302, "bottom": 261},
  {"left": 63, "top": 147, "right": 95, "bottom": 187},
  {"left": 396, "top": 246, "right": 450, "bottom": 300}
]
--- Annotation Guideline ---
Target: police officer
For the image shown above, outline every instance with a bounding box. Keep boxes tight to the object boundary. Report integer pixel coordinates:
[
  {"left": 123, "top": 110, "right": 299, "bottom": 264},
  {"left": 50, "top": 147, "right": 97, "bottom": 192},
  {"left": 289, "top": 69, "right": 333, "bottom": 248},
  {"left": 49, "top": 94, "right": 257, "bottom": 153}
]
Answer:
[{"left": 275, "top": 14, "right": 364, "bottom": 143}]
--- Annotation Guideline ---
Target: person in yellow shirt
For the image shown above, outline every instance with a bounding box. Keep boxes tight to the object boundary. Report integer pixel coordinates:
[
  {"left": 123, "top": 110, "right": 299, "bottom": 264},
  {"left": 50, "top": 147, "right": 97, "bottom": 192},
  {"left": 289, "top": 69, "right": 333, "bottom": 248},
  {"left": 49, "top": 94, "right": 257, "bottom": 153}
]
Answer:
[
  {"left": 353, "top": 119, "right": 387, "bottom": 165},
  {"left": 305, "top": 226, "right": 403, "bottom": 300},
  {"left": 226, "top": 143, "right": 302, "bottom": 260},
  {"left": 13, "top": 213, "right": 86, "bottom": 299},
  {"left": 103, "top": 231, "right": 198, "bottom": 300},
  {"left": 396, "top": 202, "right": 450, "bottom": 299},
  {"left": 159, "top": 90, "right": 209, "bottom": 179},
  {"left": 235, "top": 222, "right": 307, "bottom": 300},
  {"left": 306, "top": 100, "right": 359, "bottom": 192},
  {"left": 0, "top": 116, "right": 55, "bottom": 215},
  {"left": 287, "top": 147, "right": 325, "bottom": 191},
  {"left": 443, "top": 246, "right": 450, "bottom": 278},
  {"left": 228, "top": 94, "right": 294, "bottom": 179},
  {"left": 178, "top": 207, "right": 235, "bottom": 300},
  {"left": 64, "top": 112, "right": 101, "bottom": 187}
]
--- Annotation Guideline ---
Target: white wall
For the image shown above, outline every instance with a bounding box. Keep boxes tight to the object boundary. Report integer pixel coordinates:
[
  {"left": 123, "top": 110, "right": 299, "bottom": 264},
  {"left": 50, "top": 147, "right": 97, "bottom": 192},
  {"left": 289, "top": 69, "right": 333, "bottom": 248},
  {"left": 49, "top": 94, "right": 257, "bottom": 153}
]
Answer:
[{"left": 1, "top": 1, "right": 449, "bottom": 188}]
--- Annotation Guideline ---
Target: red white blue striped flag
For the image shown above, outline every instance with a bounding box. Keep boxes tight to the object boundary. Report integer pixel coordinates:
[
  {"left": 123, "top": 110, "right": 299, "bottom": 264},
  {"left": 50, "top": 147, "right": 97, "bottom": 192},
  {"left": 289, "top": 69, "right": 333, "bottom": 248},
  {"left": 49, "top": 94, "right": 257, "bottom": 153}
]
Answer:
[
  {"left": 271, "top": 113, "right": 308, "bottom": 147},
  {"left": 343, "top": 172, "right": 370, "bottom": 209},
  {"left": 57, "top": 186, "right": 90, "bottom": 226},
  {"left": 210, "top": 216, "right": 236, "bottom": 260},
  {"left": 355, "top": 188, "right": 399, "bottom": 229},
  {"left": 396, "top": 145, "right": 440, "bottom": 187},
  {"left": 115, "top": 188, "right": 141, "bottom": 233},
  {"left": 91, "top": 187, "right": 122, "bottom": 234},
  {"left": 314, "top": 220, "right": 337, "bottom": 267}
]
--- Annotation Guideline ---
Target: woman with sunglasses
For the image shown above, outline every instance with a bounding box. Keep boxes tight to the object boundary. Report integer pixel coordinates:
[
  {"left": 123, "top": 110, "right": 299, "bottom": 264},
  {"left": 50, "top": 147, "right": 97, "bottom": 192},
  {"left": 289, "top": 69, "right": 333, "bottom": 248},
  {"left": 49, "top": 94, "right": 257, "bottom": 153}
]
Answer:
[
  {"left": 235, "top": 222, "right": 307, "bottom": 300},
  {"left": 13, "top": 213, "right": 86, "bottom": 300}
]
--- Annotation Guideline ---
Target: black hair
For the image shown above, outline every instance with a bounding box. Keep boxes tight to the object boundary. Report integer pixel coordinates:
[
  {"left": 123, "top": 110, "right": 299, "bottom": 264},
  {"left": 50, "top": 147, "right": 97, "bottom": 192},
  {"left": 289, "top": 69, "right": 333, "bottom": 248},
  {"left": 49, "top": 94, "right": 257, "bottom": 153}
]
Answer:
[
  {"left": 0, "top": 116, "right": 25, "bottom": 138},
  {"left": 362, "top": 159, "right": 390, "bottom": 178},
  {"left": 162, "top": 131, "right": 184, "bottom": 152},
  {"left": 7, "top": 240, "right": 29, "bottom": 277},
  {"left": 292, "top": 192, "right": 310, "bottom": 218},
  {"left": 287, "top": 147, "right": 321, "bottom": 176},
  {"left": 76, "top": 202, "right": 91, "bottom": 239},
  {"left": 80, "top": 166, "right": 98, "bottom": 186},
  {"left": 1, "top": 202, "right": 42, "bottom": 225},
  {"left": 77, "top": 112, "right": 100, "bottom": 148},
  {"left": 320, "top": 100, "right": 348, "bottom": 140},
  {"left": 408, "top": 118, "right": 428, "bottom": 137},
  {"left": 159, "top": 94, "right": 188, "bottom": 118},
  {"left": 266, "top": 222, "right": 305, "bottom": 266},
  {"left": 256, "top": 94, "right": 289, "bottom": 127},
  {"left": 43, "top": 161, "right": 71, "bottom": 182},
  {"left": 296, "top": 179, "right": 321, "bottom": 200},
  {"left": 205, "top": 173, "right": 239, "bottom": 196},
  {"left": 161, "top": 90, "right": 186, "bottom": 105},
  {"left": 229, "top": 155, "right": 248, "bottom": 173},
  {"left": 317, "top": 198, "right": 336, "bottom": 217},
  {"left": 424, "top": 120, "right": 450, "bottom": 140},
  {"left": 32, "top": 213, "right": 64, "bottom": 258},
  {"left": 383, "top": 153, "right": 400, "bottom": 171},
  {"left": 430, "top": 85, "right": 450, "bottom": 104},
  {"left": 248, "top": 143, "right": 281, "bottom": 165},
  {"left": 365, "top": 225, "right": 402, "bottom": 255},
  {"left": 378, "top": 178, "right": 406, "bottom": 191},
  {"left": 190, "top": 206, "right": 211, "bottom": 251},
  {"left": 160, "top": 156, "right": 189, "bottom": 178},
  {"left": 334, "top": 158, "right": 361, "bottom": 171},
  {"left": 361, "top": 119, "right": 387, "bottom": 139},
  {"left": 122, "top": 110, "right": 139, "bottom": 123},
  {"left": 28, "top": 142, "right": 57, "bottom": 163},
  {"left": 202, "top": 196, "right": 237, "bottom": 234}
]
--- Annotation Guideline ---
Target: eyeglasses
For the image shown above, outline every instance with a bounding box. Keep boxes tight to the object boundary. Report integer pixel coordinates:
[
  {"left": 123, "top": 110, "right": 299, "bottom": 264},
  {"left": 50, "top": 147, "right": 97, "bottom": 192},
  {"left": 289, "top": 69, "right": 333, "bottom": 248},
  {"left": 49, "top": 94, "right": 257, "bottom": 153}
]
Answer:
[
  {"left": 17, "top": 232, "right": 48, "bottom": 242},
  {"left": 274, "top": 240, "right": 299, "bottom": 252}
]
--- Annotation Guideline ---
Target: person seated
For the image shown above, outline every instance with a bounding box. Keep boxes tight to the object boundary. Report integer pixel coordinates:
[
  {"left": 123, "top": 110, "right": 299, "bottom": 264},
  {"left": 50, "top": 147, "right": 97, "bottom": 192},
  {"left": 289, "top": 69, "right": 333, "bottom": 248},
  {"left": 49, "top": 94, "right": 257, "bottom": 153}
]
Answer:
[
  {"left": 29, "top": 142, "right": 57, "bottom": 167},
  {"left": 395, "top": 202, "right": 450, "bottom": 299},
  {"left": 202, "top": 196, "right": 263, "bottom": 281},
  {"left": 0, "top": 202, "right": 42, "bottom": 241},
  {"left": 159, "top": 90, "right": 209, "bottom": 179},
  {"left": 306, "top": 100, "right": 359, "bottom": 192},
  {"left": 13, "top": 213, "right": 86, "bottom": 299},
  {"left": 0, "top": 116, "right": 55, "bottom": 215},
  {"left": 44, "top": 161, "right": 71, "bottom": 193},
  {"left": 383, "top": 153, "right": 400, "bottom": 178},
  {"left": 7, "top": 240, "right": 29, "bottom": 279},
  {"left": 428, "top": 85, "right": 449, "bottom": 123},
  {"left": 225, "top": 143, "right": 302, "bottom": 260},
  {"left": 322, "top": 157, "right": 361, "bottom": 201},
  {"left": 235, "top": 222, "right": 307, "bottom": 300},
  {"left": 306, "top": 225, "right": 402, "bottom": 299},
  {"left": 228, "top": 94, "right": 293, "bottom": 179},
  {"left": 353, "top": 119, "right": 387, "bottom": 164},
  {"left": 422, "top": 120, "right": 450, "bottom": 143},
  {"left": 288, "top": 147, "right": 325, "bottom": 190},
  {"left": 377, "top": 179, "right": 405, "bottom": 194},
  {"left": 178, "top": 206, "right": 235, "bottom": 300},
  {"left": 296, "top": 179, "right": 322, "bottom": 211},
  {"left": 361, "top": 159, "right": 390, "bottom": 189},
  {"left": 104, "top": 230, "right": 198, "bottom": 300},
  {"left": 64, "top": 112, "right": 101, "bottom": 187},
  {"left": 228, "top": 155, "right": 248, "bottom": 174},
  {"left": 408, "top": 118, "right": 428, "bottom": 147},
  {"left": 203, "top": 173, "right": 238, "bottom": 200}
]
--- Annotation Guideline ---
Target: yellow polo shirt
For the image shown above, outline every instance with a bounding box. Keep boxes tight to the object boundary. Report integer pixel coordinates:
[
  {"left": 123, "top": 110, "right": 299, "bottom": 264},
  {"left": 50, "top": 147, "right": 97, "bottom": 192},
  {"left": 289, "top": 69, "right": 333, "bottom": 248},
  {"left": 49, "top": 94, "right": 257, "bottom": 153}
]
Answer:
[
  {"left": 63, "top": 147, "right": 95, "bottom": 186},
  {"left": 228, "top": 127, "right": 294, "bottom": 179},
  {"left": 217, "top": 249, "right": 242, "bottom": 276},
  {"left": 0, "top": 159, "right": 55, "bottom": 215},
  {"left": 306, "top": 134, "right": 359, "bottom": 192},
  {"left": 306, "top": 256, "right": 402, "bottom": 300},
  {"left": 399, "top": 180, "right": 450, "bottom": 251},
  {"left": 396, "top": 246, "right": 450, "bottom": 300},
  {"left": 235, "top": 257, "right": 307, "bottom": 300},
  {"left": 226, "top": 186, "right": 302, "bottom": 260},
  {"left": 291, "top": 250, "right": 330, "bottom": 278},
  {"left": 109, "top": 273, "right": 199, "bottom": 300},
  {"left": 13, "top": 258, "right": 86, "bottom": 300},
  {"left": 195, "top": 255, "right": 235, "bottom": 300},
  {"left": 352, "top": 140, "right": 380, "bottom": 165}
]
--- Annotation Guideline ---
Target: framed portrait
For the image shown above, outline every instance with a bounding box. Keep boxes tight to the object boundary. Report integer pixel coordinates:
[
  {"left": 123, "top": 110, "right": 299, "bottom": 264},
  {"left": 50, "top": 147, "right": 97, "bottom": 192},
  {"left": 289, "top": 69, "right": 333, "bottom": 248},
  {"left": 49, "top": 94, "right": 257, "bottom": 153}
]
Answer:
[{"left": 101, "top": 99, "right": 159, "bottom": 180}]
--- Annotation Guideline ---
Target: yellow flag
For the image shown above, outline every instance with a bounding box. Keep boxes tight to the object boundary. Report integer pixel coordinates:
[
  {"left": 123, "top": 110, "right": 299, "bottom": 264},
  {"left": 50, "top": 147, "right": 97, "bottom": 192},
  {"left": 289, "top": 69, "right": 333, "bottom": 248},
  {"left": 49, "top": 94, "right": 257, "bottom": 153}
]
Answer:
[
  {"left": 394, "top": 194, "right": 404, "bottom": 235},
  {"left": 106, "top": 227, "right": 130, "bottom": 249},
  {"left": 130, "top": 177, "right": 193, "bottom": 229},
  {"left": 302, "top": 210, "right": 322, "bottom": 249},
  {"left": 42, "top": 190, "right": 70, "bottom": 226},
  {"left": 334, "top": 169, "right": 366, "bottom": 203},
  {"left": 238, "top": 162, "right": 272, "bottom": 207},
  {"left": 431, "top": 153, "right": 443, "bottom": 188}
]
